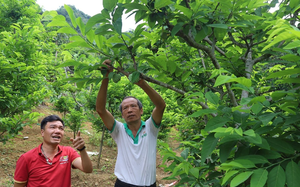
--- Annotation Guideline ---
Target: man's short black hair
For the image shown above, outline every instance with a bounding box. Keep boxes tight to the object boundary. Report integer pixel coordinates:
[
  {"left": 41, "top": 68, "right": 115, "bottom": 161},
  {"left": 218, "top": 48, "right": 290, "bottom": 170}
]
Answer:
[
  {"left": 40, "top": 115, "right": 64, "bottom": 130},
  {"left": 119, "top": 96, "right": 143, "bottom": 113}
]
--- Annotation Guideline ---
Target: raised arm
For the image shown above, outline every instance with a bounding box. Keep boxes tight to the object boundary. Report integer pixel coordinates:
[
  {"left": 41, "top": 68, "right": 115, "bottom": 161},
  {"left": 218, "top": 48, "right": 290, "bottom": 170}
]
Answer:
[
  {"left": 96, "top": 60, "right": 115, "bottom": 131},
  {"left": 136, "top": 79, "right": 166, "bottom": 125}
]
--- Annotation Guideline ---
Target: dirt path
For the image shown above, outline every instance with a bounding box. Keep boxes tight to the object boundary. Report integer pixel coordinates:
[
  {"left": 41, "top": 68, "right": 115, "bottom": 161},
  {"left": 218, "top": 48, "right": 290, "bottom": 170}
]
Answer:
[{"left": 0, "top": 105, "right": 178, "bottom": 187}]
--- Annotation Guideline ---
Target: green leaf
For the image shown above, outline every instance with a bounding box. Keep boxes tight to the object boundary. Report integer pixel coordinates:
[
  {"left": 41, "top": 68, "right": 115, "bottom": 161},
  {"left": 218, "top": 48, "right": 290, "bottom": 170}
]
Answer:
[
  {"left": 222, "top": 170, "right": 239, "bottom": 186},
  {"left": 230, "top": 171, "right": 253, "bottom": 187},
  {"left": 171, "top": 22, "right": 184, "bottom": 36},
  {"left": 258, "top": 113, "right": 276, "bottom": 125},
  {"left": 214, "top": 75, "right": 233, "bottom": 87},
  {"left": 166, "top": 61, "right": 177, "bottom": 74},
  {"left": 47, "top": 15, "right": 70, "bottom": 27},
  {"left": 205, "top": 91, "right": 219, "bottom": 105},
  {"left": 85, "top": 14, "right": 107, "bottom": 34},
  {"left": 154, "top": 0, "right": 173, "bottom": 9},
  {"left": 128, "top": 72, "right": 140, "bottom": 83},
  {"left": 113, "top": 17, "right": 122, "bottom": 35},
  {"left": 174, "top": 4, "right": 192, "bottom": 19},
  {"left": 283, "top": 40, "right": 300, "bottom": 49},
  {"left": 221, "top": 159, "right": 256, "bottom": 169},
  {"left": 251, "top": 169, "right": 268, "bottom": 187},
  {"left": 267, "top": 165, "right": 286, "bottom": 187},
  {"left": 189, "top": 168, "right": 199, "bottom": 178},
  {"left": 64, "top": 5, "right": 77, "bottom": 28},
  {"left": 64, "top": 41, "right": 91, "bottom": 49},
  {"left": 286, "top": 161, "right": 300, "bottom": 187},
  {"left": 219, "top": 141, "right": 237, "bottom": 163},
  {"left": 236, "top": 155, "right": 269, "bottom": 164},
  {"left": 207, "top": 24, "right": 228, "bottom": 29},
  {"left": 103, "top": 0, "right": 118, "bottom": 11},
  {"left": 201, "top": 133, "right": 219, "bottom": 165},
  {"left": 266, "top": 68, "right": 300, "bottom": 79},
  {"left": 188, "top": 109, "right": 217, "bottom": 118},
  {"left": 76, "top": 17, "right": 85, "bottom": 35},
  {"left": 57, "top": 27, "right": 78, "bottom": 34},
  {"left": 257, "top": 149, "right": 281, "bottom": 159},
  {"left": 181, "top": 71, "right": 191, "bottom": 81},
  {"left": 181, "top": 148, "right": 189, "bottom": 160},
  {"left": 94, "top": 24, "right": 114, "bottom": 35},
  {"left": 251, "top": 102, "right": 263, "bottom": 114},
  {"left": 57, "top": 60, "right": 81, "bottom": 68},
  {"left": 205, "top": 116, "right": 231, "bottom": 131},
  {"left": 123, "top": 3, "right": 148, "bottom": 12},
  {"left": 280, "top": 54, "right": 300, "bottom": 62},
  {"left": 231, "top": 77, "right": 252, "bottom": 87},
  {"left": 266, "top": 138, "right": 295, "bottom": 154}
]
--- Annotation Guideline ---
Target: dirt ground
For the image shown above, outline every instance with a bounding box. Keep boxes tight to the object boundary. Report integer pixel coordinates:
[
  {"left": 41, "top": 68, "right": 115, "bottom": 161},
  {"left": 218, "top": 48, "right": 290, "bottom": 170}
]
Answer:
[{"left": 0, "top": 105, "right": 179, "bottom": 187}]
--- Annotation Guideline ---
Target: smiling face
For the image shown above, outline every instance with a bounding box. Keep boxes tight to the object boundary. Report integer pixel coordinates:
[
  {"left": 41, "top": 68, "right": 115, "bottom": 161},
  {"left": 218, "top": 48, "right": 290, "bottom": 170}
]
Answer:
[
  {"left": 41, "top": 121, "right": 65, "bottom": 145},
  {"left": 121, "top": 97, "right": 143, "bottom": 124}
]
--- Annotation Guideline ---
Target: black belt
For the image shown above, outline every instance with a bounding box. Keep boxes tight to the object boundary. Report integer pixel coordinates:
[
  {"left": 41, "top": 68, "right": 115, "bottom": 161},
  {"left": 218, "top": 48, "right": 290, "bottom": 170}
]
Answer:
[{"left": 115, "top": 178, "right": 156, "bottom": 187}]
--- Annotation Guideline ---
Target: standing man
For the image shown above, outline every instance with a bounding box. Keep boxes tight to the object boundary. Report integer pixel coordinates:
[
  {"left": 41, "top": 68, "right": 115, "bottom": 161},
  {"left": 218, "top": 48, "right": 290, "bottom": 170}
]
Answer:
[
  {"left": 14, "top": 115, "right": 93, "bottom": 187},
  {"left": 96, "top": 60, "right": 166, "bottom": 187}
]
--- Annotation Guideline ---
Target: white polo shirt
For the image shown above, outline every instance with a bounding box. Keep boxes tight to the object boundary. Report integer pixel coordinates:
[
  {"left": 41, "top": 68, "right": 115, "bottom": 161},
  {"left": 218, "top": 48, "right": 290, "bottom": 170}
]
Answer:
[{"left": 110, "top": 117, "right": 160, "bottom": 186}]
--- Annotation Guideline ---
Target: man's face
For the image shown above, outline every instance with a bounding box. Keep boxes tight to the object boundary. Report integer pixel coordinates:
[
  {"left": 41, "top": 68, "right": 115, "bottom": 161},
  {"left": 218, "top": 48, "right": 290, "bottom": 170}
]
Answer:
[
  {"left": 41, "top": 121, "right": 65, "bottom": 145},
  {"left": 121, "top": 98, "right": 143, "bottom": 123}
]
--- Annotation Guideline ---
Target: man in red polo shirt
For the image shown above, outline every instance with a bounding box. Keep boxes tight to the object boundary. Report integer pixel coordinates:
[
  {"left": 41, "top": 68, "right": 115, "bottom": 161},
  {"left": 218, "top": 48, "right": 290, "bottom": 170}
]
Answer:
[{"left": 14, "top": 115, "right": 93, "bottom": 187}]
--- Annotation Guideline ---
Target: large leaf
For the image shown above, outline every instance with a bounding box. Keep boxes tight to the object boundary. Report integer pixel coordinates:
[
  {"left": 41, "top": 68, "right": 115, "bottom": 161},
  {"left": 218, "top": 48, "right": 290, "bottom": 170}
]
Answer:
[
  {"left": 205, "top": 91, "right": 219, "bottom": 105},
  {"left": 85, "top": 14, "right": 107, "bottom": 34},
  {"left": 64, "top": 5, "right": 77, "bottom": 28},
  {"left": 267, "top": 165, "right": 286, "bottom": 187},
  {"left": 94, "top": 24, "right": 114, "bottom": 35},
  {"left": 76, "top": 17, "right": 85, "bottom": 35},
  {"left": 283, "top": 40, "right": 300, "bottom": 49},
  {"left": 250, "top": 169, "right": 268, "bottom": 187},
  {"left": 57, "top": 27, "right": 78, "bottom": 34},
  {"left": 266, "top": 138, "right": 295, "bottom": 154},
  {"left": 236, "top": 155, "right": 269, "bottom": 164},
  {"left": 258, "top": 113, "right": 277, "bottom": 125},
  {"left": 231, "top": 171, "right": 253, "bottom": 187},
  {"left": 214, "top": 75, "right": 233, "bottom": 87},
  {"left": 201, "top": 133, "right": 219, "bottom": 165},
  {"left": 65, "top": 41, "right": 91, "bottom": 49},
  {"left": 154, "top": 0, "right": 173, "bottom": 9},
  {"left": 221, "top": 159, "right": 256, "bottom": 169},
  {"left": 207, "top": 24, "right": 228, "bottom": 29},
  {"left": 113, "top": 17, "right": 122, "bottom": 35},
  {"left": 174, "top": 4, "right": 192, "bottom": 19},
  {"left": 205, "top": 116, "right": 231, "bottom": 131},
  {"left": 222, "top": 170, "right": 239, "bottom": 186},
  {"left": 257, "top": 149, "right": 281, "bottom": 160},
  {"left": 219, "top": 141, "right": 237, "bottom": 163},
  {"left": 103, "top": 0, "right": 118, "bottom": 11},
  {"left": 171, "top": 22, "right": 184, "bottom": 36},
  {"left": 188, "top": 109, "right": 218, "bottom": 118},
  {"left": 286, "top": 161, "right": 300, "bottom": 187},
  {"left": 47, "top": 15, "right": 69, "bottom": 27},
  {"left": 266, "top": 68, "right": 300, "bottom": 79}
]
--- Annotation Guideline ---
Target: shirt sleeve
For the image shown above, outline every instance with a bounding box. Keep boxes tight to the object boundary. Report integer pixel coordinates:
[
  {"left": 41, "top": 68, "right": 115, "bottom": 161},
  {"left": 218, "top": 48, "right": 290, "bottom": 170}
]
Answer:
[
  {"left": 148, "top": 116, "right": 160, "bottom": 137},
  {"left": 14, "top": 155, "right": 29, "bottom": 183},
  {"left": 110, "top": 120, "right": 121, "bottom": 140},
  {"left": 69, "top": 147, "right": 80, "bottom": 162}
]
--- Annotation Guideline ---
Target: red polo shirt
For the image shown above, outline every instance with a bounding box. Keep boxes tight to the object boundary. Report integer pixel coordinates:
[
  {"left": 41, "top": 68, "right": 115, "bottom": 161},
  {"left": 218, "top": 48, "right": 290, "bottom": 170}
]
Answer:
[{"left": 14, "top": 144, "right": 80, "bottom": 187}]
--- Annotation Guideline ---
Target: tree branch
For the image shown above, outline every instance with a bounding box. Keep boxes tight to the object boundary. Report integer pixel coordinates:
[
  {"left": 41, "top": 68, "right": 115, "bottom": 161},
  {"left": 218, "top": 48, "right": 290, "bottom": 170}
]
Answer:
[
  {"left": 228, "top": 30, "right": 247, "bottom": 48},
  {"left": 203, "top": 36, "right": 227, "bottom": 58}
]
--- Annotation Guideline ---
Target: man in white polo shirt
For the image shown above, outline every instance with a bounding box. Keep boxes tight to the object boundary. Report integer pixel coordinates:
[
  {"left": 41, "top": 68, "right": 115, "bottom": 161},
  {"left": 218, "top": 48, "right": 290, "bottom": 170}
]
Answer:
[{"left": 96, "top": 60, "right": 166, "bottom": 187}]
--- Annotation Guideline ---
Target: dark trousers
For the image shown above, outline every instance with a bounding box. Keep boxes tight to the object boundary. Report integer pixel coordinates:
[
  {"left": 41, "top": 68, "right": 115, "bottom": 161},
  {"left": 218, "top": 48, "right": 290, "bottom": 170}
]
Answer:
[{"left": 115, "top": 178, "right": 156, "bottom": 187}]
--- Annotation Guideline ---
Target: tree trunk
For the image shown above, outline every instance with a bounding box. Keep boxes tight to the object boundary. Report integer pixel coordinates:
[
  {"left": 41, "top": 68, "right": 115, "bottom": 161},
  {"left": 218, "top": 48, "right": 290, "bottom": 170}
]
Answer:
[{"left": 97, "top": 125, "right": 106, "bottom": 169}]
